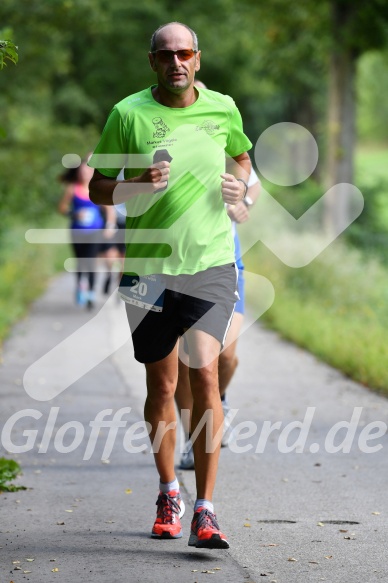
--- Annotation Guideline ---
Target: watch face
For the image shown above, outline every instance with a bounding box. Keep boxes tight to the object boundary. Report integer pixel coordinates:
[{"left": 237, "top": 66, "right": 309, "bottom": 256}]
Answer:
[{"left": 244, "top": 196, "right": 253, "bottom": 206}]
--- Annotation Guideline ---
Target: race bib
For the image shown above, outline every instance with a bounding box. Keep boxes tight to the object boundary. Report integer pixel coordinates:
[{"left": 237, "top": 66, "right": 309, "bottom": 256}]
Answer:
[{"left": 118, "top": 274, "right": 165, "bottom": 312}]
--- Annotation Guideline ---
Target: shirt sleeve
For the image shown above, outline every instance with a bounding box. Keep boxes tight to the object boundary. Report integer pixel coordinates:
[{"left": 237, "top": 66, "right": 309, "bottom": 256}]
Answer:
[
  {"left": 88, "top": 107, "right": 128, "bottom": 177},
  {"left": 225, "top": 102, "right": 252, "bottom": 158}
]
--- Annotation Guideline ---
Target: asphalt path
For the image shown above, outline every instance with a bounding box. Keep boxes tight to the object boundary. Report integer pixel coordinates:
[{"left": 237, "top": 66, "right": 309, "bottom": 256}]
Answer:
[{"left": 1, "top": 272, "right": 387, "bottom": 583}]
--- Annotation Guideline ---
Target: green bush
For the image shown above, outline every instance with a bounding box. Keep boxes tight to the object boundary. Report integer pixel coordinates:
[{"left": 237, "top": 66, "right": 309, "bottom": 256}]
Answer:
[{"left": 345, "top": 174, "right": 388, "bottom": 260}]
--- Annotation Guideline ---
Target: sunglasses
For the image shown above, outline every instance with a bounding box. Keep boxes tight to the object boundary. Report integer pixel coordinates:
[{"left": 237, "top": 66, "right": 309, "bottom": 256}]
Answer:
[{"left": 152, "top": 49, "right": 198, "bottom": 63}]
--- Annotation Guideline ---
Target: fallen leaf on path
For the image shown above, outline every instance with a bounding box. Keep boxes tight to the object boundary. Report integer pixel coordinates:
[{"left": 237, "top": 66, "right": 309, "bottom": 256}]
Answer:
[
  {"left": 339, "top": 529, "right": 348, "bottom": 533},
  {"left": 125, "top": 489, "right": 133, "bottom": 494},
  {"left": 25, "top": 558, "right": 34, "bottom": 562},
  {"left": 23, "top": 571, "right": 32, "bottom": 574},
  {"left": 372, "top": 512, "right": 380, "bottom": 515},
  {"left": 65, "top": 509, "right": 73, "bottom": 513},
  {"left": 202, "top": 570, "right": 215, "bottom": 574},
  {"left": 324, "top": 555, "right": 333, "bottom": 559},
  {"left": 56, "top": 521, "right": 65, "bottom": 525},
  {"left": 244, "top": 523, "right": 251, "bottom": 527},
  {"left": 52, "top": 567, "right": 59, "bottom": 572},
  {"left": 13, "top": 567, "right": 21, "bottom": 570},
  {"left": 317, "top": 522, "right": 325, "bottom": 527},
  {"left": 287, "top": 557, "right": 298, "bottom": 562},
  {"left": 12, "top": 561, "right": 21, "bottom": 564},
  {"left": 309, "top": 561, "right": 319, "bottom": 564}
]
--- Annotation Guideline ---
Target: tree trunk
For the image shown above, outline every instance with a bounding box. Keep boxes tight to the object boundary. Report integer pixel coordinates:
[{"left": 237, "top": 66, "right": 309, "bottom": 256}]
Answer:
[{"left": 324, "top": 2, "right": 357, "bottom": 234}]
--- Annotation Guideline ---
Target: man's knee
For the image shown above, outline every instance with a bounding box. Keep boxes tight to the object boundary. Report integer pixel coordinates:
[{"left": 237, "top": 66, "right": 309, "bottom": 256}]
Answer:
[
  {"left": 190, "top": 365, "right": 219, "bottom": 399},
  {"left": 146, "top": 369, "right": 177, "bottom": 406},
  {"left": 148, "top": 381, "right": 175, "bottom": 404}
]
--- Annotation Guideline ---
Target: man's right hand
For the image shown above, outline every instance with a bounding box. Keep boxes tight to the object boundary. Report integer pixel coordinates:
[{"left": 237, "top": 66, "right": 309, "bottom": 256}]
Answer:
[
  {"left": 89, "top": 164, "right": 171, "bottom": 206},
  {"left": 135, "top": 161, "right": 171, "bottom": 193}
]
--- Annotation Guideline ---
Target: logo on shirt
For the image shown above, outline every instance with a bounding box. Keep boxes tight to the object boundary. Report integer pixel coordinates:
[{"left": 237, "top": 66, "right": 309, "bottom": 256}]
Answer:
[
  {"left": 195, "top": 120, "right": 220, "bottom": 135},
  {"left": 152, "top": 117, "right": 170, "bottom": 138}
]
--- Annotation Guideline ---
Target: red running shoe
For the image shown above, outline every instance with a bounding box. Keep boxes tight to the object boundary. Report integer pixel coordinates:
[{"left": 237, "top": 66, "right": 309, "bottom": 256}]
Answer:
[
  {"left": 151, "top": 490, "right": 185, "bottom": 539},
  {"left": 188, "top": 507, "right": 229, "bottom": 548}
]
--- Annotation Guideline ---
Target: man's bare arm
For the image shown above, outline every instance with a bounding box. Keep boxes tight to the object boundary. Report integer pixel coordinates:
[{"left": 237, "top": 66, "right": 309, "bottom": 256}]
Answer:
[
  {"left": 89, "top": 163, "right": 170, "bottom": 205},
  {"left": 221, "top": 152, "right": 252, "bottom": 205}
]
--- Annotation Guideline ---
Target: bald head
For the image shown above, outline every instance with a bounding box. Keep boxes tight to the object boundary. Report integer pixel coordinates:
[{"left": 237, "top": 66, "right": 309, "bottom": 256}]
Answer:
[{"left": 150, "top": 22, "right": 198, "bottom": 52}]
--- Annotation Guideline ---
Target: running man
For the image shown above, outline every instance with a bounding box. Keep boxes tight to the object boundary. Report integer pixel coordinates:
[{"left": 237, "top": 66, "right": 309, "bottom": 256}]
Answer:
[{"left": 89, "top": 22, "right": 252, "bottom": 549}]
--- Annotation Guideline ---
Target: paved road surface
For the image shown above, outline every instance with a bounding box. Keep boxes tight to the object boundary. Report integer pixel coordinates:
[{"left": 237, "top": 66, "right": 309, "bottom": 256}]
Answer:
[{"left": 1, "top": 273, "right": 387, "bottom": 582}]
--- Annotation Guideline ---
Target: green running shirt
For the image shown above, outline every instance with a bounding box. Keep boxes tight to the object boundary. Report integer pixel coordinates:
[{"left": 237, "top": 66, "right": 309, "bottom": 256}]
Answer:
[{"left": 90, "top": 85, "right": 252, "bottom": 276}]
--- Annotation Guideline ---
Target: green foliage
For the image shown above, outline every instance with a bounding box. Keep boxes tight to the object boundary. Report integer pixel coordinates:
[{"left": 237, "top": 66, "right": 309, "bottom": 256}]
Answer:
[
  {"left": 357, "top": 51, "right": 388, "bottom": 142},
  {"left": 242, "top": 146, "right": 388, "bottom": 395},
  {"left": 0, "top": 218, "right": 71, "bottom": 344},
  {"left": 0, "top": 122, "right": 100, "bottom": 226},
  {"left": 243, "top": 235, "right": 388, "bottom": 395},
  {"left": 0, "top": 3, "right": 386, "bottom": 266},
  {"left": 0, "top": 36, "right": 18, "bottom": 69},
  {"left": 344, "top": 178, "right": 388, "bottom": 259},
  {"left": 332, "top": 0, "right": 388, "bottom": 55},
  {"left": 343, "top": 146, "right": 388, "bottom": 259},
  {"left": 0, "top": 0, "right": 388, "bottom": 253},
  {"left": 0, "top": 28, "right": 18, "bottom": 139},
  {"left": 260, "top": 178, "right": 324, "bottom": 219},
  {"left": 0, "top": 457, "right": 26, "bottom": 492}
]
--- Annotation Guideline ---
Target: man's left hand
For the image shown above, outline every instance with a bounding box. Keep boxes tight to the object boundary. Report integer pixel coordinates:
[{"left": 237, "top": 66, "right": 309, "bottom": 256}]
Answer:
[{"left": 220, "top": 173, "right": 244, "bottom": 205}]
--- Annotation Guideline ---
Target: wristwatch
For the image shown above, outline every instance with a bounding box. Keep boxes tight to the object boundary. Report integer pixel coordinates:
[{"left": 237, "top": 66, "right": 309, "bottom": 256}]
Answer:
[{"left": 243, "top": 196, "right": 254, "bottom": 208}]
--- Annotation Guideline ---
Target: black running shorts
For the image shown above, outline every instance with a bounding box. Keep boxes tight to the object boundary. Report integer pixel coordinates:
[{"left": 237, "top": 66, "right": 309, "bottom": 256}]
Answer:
[{"left": 123, "top": 263, "right": 238, "bottom": 363}]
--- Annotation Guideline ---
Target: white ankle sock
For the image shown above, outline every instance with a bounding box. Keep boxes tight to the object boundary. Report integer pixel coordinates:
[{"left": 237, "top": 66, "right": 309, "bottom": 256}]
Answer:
[
  {"left": 159, "top": 477, "right": 179, "bottom": 494},
  {"left": 194, "top": 499, "right": 214, "bottom": 513}
]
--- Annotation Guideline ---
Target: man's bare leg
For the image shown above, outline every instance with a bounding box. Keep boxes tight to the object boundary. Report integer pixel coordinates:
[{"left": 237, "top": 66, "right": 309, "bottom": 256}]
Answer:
[
  {"left": 145, "top": 343, "right": 186, "bottom": 540},
  {"left": 144, "top": 343, "right": 178, "bottom": 484},
  {"left": 184, "top": 329, "right": 223, "bottom": 501}
]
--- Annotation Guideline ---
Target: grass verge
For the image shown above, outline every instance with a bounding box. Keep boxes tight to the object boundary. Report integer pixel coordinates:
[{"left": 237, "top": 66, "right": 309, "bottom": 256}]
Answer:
[
  {"left": 243, "top": 231, "right": 388, "bottom": 397},
  {"left": 0, "top": 218, "right": 70, "bottom": 347}
]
